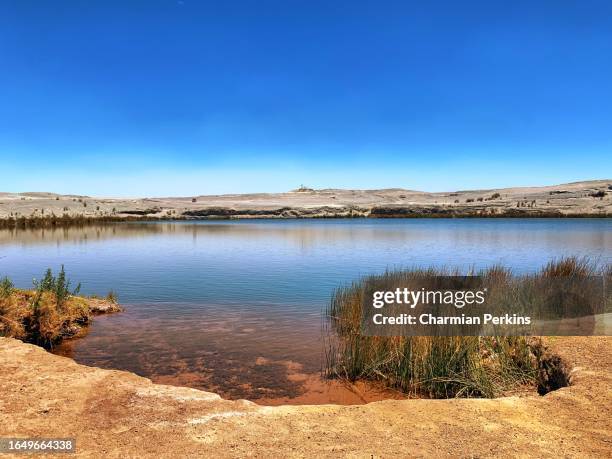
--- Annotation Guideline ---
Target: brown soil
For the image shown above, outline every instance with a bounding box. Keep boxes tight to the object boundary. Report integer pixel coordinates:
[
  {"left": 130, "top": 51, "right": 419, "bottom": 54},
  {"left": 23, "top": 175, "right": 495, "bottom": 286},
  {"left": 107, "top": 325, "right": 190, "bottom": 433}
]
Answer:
[{"left": 0, "top": 336, "right": 610, "bottom": 457}]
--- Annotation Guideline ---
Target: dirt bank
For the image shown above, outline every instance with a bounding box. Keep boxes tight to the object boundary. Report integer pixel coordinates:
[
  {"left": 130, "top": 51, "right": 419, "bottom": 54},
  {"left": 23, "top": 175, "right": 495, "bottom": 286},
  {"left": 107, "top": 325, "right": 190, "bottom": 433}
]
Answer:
[
  {"left": 1, "top": 180, "right": 610, "bottom": 224},
  {"left": 0, "top": 336, "right": 610, "bottom": 457},
  {"left": 0, "top": 284, "right": 121, "bottom": 347}
]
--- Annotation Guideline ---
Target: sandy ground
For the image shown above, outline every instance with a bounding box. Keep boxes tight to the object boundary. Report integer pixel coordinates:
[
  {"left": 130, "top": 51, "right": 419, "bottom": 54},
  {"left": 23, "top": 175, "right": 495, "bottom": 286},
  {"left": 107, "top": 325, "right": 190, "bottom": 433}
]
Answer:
[
  {"left": 0, "top": 180, "right": 610, "bottom": 219},
  {"left": 0, "top": 336, "right": 610, "bottom": 458}
]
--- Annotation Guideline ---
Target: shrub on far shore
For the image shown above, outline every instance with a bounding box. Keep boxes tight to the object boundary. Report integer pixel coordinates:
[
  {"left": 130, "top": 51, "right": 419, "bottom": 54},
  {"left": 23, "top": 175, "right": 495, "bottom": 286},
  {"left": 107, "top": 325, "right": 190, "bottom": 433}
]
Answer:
[{"left": 590, "top": 190, "right": 606, "bottom": 198}]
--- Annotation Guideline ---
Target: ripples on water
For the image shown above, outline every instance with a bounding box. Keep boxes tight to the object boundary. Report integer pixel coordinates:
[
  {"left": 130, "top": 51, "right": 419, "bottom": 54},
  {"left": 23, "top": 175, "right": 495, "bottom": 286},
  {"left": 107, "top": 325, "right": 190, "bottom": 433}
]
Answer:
[{"left": 1, "top": 219, "right": 610, "bottom": 403}]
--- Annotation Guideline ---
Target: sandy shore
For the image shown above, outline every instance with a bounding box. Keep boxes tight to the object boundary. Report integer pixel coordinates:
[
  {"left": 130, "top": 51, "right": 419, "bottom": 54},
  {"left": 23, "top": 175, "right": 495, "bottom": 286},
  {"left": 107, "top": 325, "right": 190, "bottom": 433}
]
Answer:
[
  {"left": 1, "top": 180, "right": 610, "bottom": 220},
  {"left": 1, "top": 336, "right": 610, "bottom": 457}
]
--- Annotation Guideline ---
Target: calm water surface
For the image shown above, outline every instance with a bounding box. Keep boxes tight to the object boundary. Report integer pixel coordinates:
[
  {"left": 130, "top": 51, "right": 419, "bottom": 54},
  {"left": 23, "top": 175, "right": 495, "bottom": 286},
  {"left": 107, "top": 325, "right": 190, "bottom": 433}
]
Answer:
[{"left": 1, "top": 219, "right": 610, "bottom": 402}]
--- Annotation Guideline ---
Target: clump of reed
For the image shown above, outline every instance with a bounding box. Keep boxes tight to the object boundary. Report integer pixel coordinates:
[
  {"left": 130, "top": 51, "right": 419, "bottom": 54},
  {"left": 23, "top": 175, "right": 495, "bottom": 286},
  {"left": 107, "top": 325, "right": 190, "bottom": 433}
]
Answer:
[
  {"left": 324, "top": 257, "right": 606, "bottom": 398},
  {"left": 0, "top": 267, "right": 119, "bottom": 347}
]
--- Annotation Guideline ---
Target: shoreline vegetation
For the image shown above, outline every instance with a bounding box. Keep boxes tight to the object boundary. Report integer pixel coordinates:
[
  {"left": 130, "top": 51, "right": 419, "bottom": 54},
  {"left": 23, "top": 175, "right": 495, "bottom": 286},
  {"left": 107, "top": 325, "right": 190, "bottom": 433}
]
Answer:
[
  {"left": 0, "top": 266, "right": 121, "bottom": 347},
  {"left": 2, "top": 208, "right": 612, "bottom": 227},
  {"left": 0, "top": 180, "right": 610, "bottom": 228},
  {"left": 0, "top": 259, "right": 606, "bottom": 405},
  {"left": 324, "top": 258, "right": 610, "bottom": 399},
  {"left": 1, "top": 210, "right": 611, "bottom": 229}
]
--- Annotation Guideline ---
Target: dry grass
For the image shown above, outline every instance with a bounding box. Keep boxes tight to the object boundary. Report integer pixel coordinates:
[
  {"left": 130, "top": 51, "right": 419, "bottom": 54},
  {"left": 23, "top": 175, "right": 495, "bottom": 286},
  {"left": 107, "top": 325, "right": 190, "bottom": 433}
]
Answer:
[{"left": 0, "top": 269, "right": 120, "bottom": 347}]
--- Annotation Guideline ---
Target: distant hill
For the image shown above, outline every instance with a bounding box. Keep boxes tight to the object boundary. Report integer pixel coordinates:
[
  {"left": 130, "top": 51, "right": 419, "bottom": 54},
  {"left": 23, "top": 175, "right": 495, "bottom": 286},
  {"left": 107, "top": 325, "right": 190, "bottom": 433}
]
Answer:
[{"left": 1, "top": 180, "right": 610, "bottom": 223}]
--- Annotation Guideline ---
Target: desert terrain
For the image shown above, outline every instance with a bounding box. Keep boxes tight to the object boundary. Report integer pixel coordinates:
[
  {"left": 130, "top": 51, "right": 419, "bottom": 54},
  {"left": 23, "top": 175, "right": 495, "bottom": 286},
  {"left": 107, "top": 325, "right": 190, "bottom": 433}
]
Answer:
[
  {"left": 0, "top": 180, "right": 610, "bottom": 221},
  {"left": 0, "top": 336, "right": 610, "bottom": 457}
]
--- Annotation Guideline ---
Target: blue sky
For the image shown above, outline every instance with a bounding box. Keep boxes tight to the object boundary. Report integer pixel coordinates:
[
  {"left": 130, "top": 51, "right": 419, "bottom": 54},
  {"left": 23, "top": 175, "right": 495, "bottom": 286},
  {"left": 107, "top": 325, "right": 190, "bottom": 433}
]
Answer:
[{"left": 1, "top": 0, "right": 611, "bottom": 196}]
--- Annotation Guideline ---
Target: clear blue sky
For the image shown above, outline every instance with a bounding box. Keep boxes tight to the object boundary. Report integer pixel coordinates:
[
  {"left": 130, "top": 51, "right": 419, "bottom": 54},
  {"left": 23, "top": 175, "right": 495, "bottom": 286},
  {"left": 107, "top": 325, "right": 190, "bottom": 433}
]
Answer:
[{"left": 1, "top": 1, "right": 611, "bottom": 196}]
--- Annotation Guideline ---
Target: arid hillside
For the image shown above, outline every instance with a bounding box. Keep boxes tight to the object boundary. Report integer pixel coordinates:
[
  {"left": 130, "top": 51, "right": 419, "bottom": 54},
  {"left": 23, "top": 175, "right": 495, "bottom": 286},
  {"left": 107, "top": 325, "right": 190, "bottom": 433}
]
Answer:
[{"left": 0, "top": 180, "right": 610, "bottom": 220}]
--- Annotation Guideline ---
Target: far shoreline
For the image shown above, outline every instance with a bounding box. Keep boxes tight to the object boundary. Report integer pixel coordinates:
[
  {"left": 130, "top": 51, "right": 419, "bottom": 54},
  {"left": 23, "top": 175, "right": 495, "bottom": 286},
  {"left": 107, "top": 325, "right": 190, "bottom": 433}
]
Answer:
[
  {"left": 3, "top": 210, "right": 612, "bottom": 231},
  {"left": 1, "top": 212, "right": 611, "bottom": 230},
  {"left": 1, "top": 180, "right": 609, "bottom": 227}
]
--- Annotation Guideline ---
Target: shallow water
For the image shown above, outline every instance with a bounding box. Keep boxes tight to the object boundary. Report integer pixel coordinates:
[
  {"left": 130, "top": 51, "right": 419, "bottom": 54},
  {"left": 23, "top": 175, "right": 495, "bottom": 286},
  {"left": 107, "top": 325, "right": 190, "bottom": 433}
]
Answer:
[{"left": 1, "top": 219, "right": 610, "bottom": 402}]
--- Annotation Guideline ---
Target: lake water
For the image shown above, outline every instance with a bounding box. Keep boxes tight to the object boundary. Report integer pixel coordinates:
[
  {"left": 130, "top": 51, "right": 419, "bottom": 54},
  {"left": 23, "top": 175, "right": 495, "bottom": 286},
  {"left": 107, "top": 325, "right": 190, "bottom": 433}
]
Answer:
[{"left": 1, "top": 219, "right": 610, "bottom": 403}]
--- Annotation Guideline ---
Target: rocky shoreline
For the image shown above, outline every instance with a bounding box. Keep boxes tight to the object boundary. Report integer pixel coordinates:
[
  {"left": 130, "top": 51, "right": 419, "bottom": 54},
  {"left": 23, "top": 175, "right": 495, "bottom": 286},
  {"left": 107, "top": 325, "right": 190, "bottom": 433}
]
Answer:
[{"left": 1, "top": 336, "right": 610, "bottom": 457}]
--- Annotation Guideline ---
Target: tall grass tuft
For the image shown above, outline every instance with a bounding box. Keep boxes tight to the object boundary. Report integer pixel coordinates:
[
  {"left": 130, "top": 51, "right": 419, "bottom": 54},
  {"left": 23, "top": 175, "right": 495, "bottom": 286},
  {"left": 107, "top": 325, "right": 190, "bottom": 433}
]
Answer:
[
  {"left": 324, "top": 258, "right": 604, "bottom": 398},
  {"left": 0, "top": 277, "right": 14, "bottom": 298},
  {"left": 32, "top": 265, "right": 81, "bottom": 310}
]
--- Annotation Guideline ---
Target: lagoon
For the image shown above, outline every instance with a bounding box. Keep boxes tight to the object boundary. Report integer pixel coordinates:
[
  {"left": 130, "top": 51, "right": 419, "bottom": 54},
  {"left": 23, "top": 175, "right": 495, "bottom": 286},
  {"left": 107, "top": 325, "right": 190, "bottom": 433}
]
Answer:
[{"left": 1, "top": 218, "right": 610, "bottom": 402}]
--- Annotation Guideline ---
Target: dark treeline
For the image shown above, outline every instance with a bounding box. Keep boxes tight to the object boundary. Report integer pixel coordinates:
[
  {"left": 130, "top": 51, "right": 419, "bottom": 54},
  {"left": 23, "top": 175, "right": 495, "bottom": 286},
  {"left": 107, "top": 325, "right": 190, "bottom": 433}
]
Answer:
[
  {"left": 0, "top": 214, "right": 163, "bottom": 229},
  {"left": 0, "top": 208, "right": 609, "bottom": 229}
]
